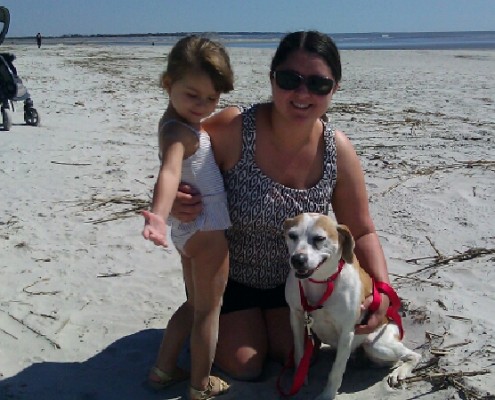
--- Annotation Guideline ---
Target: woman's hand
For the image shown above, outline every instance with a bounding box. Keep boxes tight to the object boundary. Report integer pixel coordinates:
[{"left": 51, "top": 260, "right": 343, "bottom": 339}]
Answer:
[
  {"left": 170, "top": 183, "right": 203, "bottom": 222},
  {"left": 355, "top": 293, "right": 390, "bottom": 334},
  {"left": 142, "top": 210, "right": 168, "bottom": 247}
]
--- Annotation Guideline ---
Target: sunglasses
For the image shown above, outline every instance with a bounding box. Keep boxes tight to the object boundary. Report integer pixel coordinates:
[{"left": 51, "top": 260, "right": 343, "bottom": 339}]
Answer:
[{"left": 271, "top": 70, "right": 334, "bottom": 96}]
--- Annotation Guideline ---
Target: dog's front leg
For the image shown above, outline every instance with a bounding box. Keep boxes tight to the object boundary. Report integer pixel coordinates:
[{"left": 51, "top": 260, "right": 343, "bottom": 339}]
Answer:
[
  {"left": 316, "top": 329, "right": 354, "bottom": 400},
  {"left": 289, "top": 308, "right": 306, "bottom": 371}
]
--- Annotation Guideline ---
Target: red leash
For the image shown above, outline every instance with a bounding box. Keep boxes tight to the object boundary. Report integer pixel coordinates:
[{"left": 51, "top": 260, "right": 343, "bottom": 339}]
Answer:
[
  {"left": 277, "top": 259, "right": 345, "bottom": 397},
  {"left": 369, "top": 281, "right": 404, "bottom": 339},
  {"left": 276, "top": 331, "right": 314, "bottom": 396}
]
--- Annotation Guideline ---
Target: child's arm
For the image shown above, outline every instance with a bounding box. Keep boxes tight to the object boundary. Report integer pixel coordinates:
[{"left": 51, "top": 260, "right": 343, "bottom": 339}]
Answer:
[{"left": 143, "top": 125, "right": 196, "bottom": 247}]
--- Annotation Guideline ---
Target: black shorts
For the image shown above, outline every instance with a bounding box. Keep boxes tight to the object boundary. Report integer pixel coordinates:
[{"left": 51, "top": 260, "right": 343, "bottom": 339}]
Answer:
[{"left": 220, "top": 278, "right": 288, "bottom": 314}]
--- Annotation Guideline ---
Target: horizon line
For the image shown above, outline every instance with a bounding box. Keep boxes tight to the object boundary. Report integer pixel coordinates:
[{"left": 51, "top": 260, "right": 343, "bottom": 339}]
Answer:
[{"left": 8, "top": 29, "right": 495, "bottom": 40}]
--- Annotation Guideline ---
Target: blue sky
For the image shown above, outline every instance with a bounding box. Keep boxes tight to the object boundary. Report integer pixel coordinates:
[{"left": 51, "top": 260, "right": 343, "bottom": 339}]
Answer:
[{"left": 1, "top": 0, "right": 494, "bottom": 37}]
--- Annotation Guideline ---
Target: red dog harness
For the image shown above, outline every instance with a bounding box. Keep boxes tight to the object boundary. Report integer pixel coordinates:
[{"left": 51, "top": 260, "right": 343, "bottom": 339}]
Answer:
[
  {"left": 277, "top": 259, "right": 404, "bottom": 397},
  {"left": 369, "top": 281, "right": 404, "bottom": 339}
]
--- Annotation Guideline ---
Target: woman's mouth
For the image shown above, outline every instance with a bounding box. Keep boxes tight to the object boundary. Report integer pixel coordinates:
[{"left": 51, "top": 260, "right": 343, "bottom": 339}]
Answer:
[{"left": 291, "top": 102, "right": 311, "bottom": 110}]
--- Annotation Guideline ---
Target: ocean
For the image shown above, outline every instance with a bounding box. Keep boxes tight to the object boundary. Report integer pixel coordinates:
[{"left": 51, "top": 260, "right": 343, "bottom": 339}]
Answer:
[
  {"left": 6, "top": 31, "right": 495, "bottom": 50},
  {"left": 221, "top": 31, "right": 495, "bottom": 50}
]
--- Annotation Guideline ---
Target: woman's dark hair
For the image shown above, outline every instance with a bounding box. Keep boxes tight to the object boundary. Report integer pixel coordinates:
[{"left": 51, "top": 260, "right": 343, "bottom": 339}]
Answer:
[{"left": 270, "top": 31, "right": 341, "bottom": 83}]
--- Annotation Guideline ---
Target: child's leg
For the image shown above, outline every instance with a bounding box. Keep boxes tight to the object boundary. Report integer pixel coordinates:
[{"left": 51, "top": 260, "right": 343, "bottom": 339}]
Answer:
[
  {"left": 183, "top": 230, "right": 229, "bottom": 391},
  {"left": 149, "top": 254, "right": 194, "bottom": 383}
]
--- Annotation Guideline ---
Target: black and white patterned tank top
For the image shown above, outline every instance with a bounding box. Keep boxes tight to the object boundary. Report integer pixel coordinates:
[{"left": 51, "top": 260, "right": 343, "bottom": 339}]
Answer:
[{"left": 223, "top": 104, "right": 337, "bottom": 289}]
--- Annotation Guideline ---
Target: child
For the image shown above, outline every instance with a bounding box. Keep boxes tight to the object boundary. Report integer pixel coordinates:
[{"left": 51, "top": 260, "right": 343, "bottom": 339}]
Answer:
[{"left": 142, "top": 35, "right": 233, "bottom": 400}]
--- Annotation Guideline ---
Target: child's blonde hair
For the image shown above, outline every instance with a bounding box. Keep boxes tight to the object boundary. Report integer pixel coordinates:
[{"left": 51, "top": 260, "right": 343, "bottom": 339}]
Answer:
[{"left": 161, "top": 35, "right": 234, "bottom": 93}]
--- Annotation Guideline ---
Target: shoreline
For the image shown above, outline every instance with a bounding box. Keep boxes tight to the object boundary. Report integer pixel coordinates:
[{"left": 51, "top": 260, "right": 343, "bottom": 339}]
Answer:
[{"left": 3, "top": 30, "right": 495, "bottom": 50}]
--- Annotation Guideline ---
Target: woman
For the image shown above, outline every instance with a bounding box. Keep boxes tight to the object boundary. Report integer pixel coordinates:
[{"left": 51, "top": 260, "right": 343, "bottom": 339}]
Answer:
[{"left": 169, "top": 30, "right": 392, "bottom": 382}]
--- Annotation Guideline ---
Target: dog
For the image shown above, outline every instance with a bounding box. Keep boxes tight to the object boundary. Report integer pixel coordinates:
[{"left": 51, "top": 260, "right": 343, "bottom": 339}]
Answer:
[{"left": 283, "top": 213, "right": 421, "bottom": 400}]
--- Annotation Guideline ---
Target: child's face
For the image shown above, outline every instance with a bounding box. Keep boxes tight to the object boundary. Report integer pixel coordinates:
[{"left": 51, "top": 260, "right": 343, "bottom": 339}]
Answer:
[{"left": 166, "top": 72, "right": 221, "bottom": 125}]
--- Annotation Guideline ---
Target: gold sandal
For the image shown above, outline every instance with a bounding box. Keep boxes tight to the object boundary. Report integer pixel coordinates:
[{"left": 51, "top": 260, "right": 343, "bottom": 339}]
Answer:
[
  {"left": 148, "top": 366, "right": 189, "bottom": 390},
  {"left": 189, "top": 375, "right": 230, "bottom": 400}
]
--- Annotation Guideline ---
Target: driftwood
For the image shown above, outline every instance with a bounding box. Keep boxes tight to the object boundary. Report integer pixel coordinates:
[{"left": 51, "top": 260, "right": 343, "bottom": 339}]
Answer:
[
  {"left": 405, "top": 369, "right": 490, "bottom": 384},
  {"left": 0, "top": 309, "right": 60, "bottom": 349},
  {"left": 445, "top": 314, "right": 472, "bottom": 322},
  {"left": 23, "top": 278, "right": 61, "bottom": 296},
  {"left": 389, "top": 272, "right": 446, "bottom": 288},
  {"left": 408, "top": 329, "right": 495, "bottom": 400},
  {"left": 410, "top": 160, "right": 495, "bottom": 176},
  {"left": 97, "top": 270, "right": 134, "bottom": 278},
  {"left": 430, "top": 340, "right": 473, "bottom": 355},
  {"left": 405, "top": 342, "right": 493, "bottom": 400},
  {"left": 379, "top": 159, "right": 495, "bottom": 196},
  {"left": 407, "top": 246, "right": 495, "bottom": 274},
  {"left": 406, "top": 236, "right": 494, "bottom": 275},
  {"left": 78, "top": 194, "right": 149, "bottom": 211},
  {"left": 404, "top": 368, "right": 492, "bottom": 400},
  {"left": 77, "top": 194, "right": 150, "bottom": 224},
  {"left": 0, "top": 327, "right": 17, "bottom": 340},
  {"left": 29, "top": 311, "right": 58, "bottom": 320},
  {"left": 51, "top": 160, "right": 92, "bottom": 166}
]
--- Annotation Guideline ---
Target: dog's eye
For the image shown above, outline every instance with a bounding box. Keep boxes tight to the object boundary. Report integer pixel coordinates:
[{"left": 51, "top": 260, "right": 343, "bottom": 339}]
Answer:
[
  {"left": 313, "top": 235, "right": 326, "bottom": 244},
  {"left": 287, "top": 232, "right": 298, "bottom": 241}
]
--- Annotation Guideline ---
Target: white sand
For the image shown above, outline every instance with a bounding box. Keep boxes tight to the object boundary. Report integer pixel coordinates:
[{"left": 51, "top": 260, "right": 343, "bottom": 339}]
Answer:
[{"left": 0, "top": 44, "right": 494, "bottom": 400}]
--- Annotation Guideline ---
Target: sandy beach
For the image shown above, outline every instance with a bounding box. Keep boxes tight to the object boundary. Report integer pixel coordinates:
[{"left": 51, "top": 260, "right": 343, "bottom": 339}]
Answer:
[{"left": 0, "top": 43, "right": 494, "bottom": 399}]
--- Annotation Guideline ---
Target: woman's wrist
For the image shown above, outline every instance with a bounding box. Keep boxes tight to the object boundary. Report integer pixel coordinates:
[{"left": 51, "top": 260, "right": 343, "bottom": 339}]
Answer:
[{"left": 374, "top": 281, "right": 400, "bottom": 310}]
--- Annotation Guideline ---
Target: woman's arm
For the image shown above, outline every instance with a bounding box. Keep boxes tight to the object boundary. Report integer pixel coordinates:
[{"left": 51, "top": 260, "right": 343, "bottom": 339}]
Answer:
[
  {"left": 331, "top": 130, "right": 391, "bottom": 333},
  {"left": 331, "top": 130, "right": 389, "bottom": 281}
]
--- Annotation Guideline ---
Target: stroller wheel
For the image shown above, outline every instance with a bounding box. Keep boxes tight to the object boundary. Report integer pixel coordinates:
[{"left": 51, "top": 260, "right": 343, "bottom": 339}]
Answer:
[
  {"left": 2, "top": 108, "right": 12, "bottom": 131},
  {"left": 24, "top": 107, "right": 40, "bottom": 126}
]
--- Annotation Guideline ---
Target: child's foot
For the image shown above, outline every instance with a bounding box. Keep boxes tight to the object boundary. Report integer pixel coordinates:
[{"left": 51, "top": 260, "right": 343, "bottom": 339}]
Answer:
[
  {"left": 148, "top": 366, "right": 189, "bottom": 390},
  {"left": 189, "top": 375, "right": 230, "bottom": 400}
]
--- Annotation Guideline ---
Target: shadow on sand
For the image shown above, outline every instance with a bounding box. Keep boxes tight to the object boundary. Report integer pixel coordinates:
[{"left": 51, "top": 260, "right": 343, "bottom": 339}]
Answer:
[
  {"left": 0, "top": 330, "right": 391, "bottom": 400},
  {"left": 0, "top": 329, "right": 188, "bottom": 400}
]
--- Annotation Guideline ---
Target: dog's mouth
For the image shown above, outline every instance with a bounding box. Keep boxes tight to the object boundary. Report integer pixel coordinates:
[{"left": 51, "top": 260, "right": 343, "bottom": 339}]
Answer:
[
  {"left": 295, "top": 269, "right": 314, "bottom": 279},
  {"left": 293, "top": 256, "right": 328, "bottom": 279}
]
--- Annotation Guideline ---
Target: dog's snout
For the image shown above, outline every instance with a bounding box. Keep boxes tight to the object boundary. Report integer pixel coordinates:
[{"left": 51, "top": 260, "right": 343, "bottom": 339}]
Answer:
[{"left": 290, "top": 253, "right": 308, "bottom": 269}]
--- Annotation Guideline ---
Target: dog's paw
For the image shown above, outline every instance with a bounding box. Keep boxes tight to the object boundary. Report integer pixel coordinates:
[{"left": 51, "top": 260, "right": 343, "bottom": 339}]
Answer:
[
  {"left": 387, "top": 352, "right": 421, "bottom": 387},
  {"left": 387, "top": 364, "right": 410, "bottom": 387},
  {"left": 387, "top": 370, "right": 402, "bottom": 387}
]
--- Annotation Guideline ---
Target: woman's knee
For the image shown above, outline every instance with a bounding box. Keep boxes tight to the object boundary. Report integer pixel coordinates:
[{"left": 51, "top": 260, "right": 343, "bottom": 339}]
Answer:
[
  {"left": 216, "top": 309, "right": 268, "bottom": 380},
  {"left": 215, "top": 352, "right": 264, "bottom": 381}
]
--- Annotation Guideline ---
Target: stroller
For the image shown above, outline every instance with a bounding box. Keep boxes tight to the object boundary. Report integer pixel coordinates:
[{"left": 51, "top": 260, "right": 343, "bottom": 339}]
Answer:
[{"left": 0, "top": 6, "right": 39, "bottom": 131}]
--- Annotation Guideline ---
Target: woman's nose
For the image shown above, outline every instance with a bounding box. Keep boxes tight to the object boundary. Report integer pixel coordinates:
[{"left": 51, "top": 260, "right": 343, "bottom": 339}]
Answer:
[{"left": 294, "top": 82, "right": 310, "bottom": 95}]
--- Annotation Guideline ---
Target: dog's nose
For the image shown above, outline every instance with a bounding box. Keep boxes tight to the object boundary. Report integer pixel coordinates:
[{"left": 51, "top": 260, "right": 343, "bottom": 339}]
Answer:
[{"left": 290, "top": 253, "right": 308, "bottom": 269}]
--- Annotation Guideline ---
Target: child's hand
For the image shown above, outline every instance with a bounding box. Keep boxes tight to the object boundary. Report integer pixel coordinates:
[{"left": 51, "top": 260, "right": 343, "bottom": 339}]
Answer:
[{"left": 142, "top": 210, "right": 168, "bottom": 247}]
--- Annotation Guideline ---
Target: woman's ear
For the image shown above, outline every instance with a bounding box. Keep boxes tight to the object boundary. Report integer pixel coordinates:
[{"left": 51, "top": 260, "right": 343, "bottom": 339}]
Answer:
[
  {"left": 161, "top": 73, "right": 172, "bottom": 92},
  {"left": 269, "top": 70, "right": 276, "bottom": 84}
]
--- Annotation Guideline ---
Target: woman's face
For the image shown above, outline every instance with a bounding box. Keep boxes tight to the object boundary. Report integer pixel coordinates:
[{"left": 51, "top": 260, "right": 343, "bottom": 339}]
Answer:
[{"left": 271, "top": 49, "right": 337, "bottom": 124}]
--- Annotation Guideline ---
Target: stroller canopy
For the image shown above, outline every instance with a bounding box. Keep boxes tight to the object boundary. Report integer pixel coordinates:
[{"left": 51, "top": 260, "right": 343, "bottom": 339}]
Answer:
[{"left": 0, "top": 6, "right": 10, "bottom": 46}]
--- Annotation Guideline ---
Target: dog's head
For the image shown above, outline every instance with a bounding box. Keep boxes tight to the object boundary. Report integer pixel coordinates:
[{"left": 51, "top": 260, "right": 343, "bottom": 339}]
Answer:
[{"left": 283, "top": 213, "right": 355, "bottom": 279}]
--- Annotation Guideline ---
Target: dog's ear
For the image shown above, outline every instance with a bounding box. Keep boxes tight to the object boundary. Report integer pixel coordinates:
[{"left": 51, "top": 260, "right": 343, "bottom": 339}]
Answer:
[
  {"left": 337, "top": 224, "right": 355, "bottom": 263},
  {"left": 283, "top": 217, "right": 295, "bottom": 234}
]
